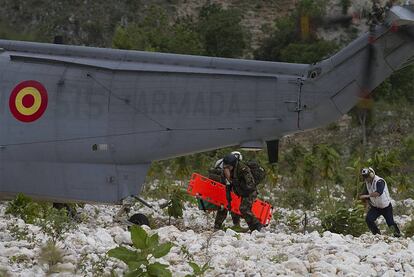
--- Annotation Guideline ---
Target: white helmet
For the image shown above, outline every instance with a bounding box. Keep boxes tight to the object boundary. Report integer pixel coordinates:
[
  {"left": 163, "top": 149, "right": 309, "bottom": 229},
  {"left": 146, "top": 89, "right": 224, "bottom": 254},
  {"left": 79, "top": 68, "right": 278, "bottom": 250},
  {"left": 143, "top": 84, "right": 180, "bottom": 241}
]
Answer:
[
  {"left": 361, "top": 167, "right": 375, "bottom": 178},
  {"left": 214, "top": 152, "right": 242, "bottom": 169},
  {"left": 231, "top": 151, "right": 243, "bottom": 161}
]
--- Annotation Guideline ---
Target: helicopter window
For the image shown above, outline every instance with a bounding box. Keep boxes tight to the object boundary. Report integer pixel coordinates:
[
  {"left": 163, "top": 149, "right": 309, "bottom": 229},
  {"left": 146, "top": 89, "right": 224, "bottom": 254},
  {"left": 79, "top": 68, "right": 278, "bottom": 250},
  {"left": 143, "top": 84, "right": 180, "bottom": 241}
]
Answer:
[{"left": 92, "top": 144, "right": 109, "bottom": 151}]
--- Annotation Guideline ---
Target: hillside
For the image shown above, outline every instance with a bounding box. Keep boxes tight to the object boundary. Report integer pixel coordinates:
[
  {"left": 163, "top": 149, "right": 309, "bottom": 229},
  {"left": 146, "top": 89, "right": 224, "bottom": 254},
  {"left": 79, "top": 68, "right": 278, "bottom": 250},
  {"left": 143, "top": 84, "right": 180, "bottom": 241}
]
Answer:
[
  {"left": 0, "top": 1, "right": 413, "bottom": 276},
  {"left": 1, "top": 199, "right": 414, "bottom": 276},
  {"left": 0, "top": 0, "right": 296, "bottom": 47}
]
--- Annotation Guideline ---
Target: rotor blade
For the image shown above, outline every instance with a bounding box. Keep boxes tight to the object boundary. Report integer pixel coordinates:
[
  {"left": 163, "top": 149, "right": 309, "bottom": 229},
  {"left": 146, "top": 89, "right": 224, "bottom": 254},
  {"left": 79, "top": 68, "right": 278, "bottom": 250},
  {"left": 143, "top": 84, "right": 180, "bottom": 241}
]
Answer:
[{"left": 321, "top": 15, "right": 353, "bottom": 26}]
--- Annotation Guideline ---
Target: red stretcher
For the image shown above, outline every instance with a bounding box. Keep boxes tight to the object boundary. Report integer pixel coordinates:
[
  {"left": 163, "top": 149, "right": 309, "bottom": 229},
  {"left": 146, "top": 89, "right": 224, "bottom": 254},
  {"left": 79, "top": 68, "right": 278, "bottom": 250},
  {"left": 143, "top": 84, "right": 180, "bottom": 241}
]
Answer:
[{"left": 187, "top": 173, "right": 273, "bottom": 225}]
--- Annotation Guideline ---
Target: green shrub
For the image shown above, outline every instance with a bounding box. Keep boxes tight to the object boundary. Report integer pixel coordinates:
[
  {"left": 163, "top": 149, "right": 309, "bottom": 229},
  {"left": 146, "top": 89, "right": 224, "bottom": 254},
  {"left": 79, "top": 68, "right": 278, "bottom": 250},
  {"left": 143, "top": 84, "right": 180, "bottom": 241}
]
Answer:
[
  {"left": 282, "top": 188, "right": 316, "bottom": 210},
  {"left": 166, "top": 187, "right": 190, "bottom": 221},
  {"left": 5, "top": 193, "right": 49, "bottom": 224},
  {"left": 340, "top": 0, "right": 351, "bottom": 14},
  {"left": 108, "top": 225, "right": 173, "bottom": 277},
  {"left": 0, "top": 268, "right": 10, "bottom": 277},
  {"left": 320, "top": 203, "right": 368, "bottom": 237},
  {"left": 185, "top": 262, "right": 213, "bottom": 277},
  {"left": 9, "top": 254, "right": 30, "bottom": 265},
  {"left": 7, "top": 222, "right": 36, "bottom": 243},
  {"left": 39, "top": 241, "right": 64, "bottom": 274},
  {"left": 91, "top": 254, "right": 111, "bottom": 276},
  {"left": 286, "top": 212, "right": 302, "bottom": 232},
  {"left": 403, "top": 220, "right": 414, "bottom": 238},
  {"left": 198, "top": 3, "right": 249, "bottom": 58},
  {"left": 279, "top": 40, "right": 338, "bottom": 64},
  {"left": 112, "top": 6, "right": 203, "bottom": 55},
  {"left": 38, "top": 207, "right": 73, "bottom": 244}
]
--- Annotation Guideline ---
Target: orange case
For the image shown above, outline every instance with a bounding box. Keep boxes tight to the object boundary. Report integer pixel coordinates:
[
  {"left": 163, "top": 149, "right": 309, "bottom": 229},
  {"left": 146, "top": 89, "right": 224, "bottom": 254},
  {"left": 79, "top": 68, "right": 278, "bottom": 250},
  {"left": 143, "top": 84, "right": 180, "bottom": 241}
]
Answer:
[{"left": 187, "top": 173, "right": 273, "bottom": 225}]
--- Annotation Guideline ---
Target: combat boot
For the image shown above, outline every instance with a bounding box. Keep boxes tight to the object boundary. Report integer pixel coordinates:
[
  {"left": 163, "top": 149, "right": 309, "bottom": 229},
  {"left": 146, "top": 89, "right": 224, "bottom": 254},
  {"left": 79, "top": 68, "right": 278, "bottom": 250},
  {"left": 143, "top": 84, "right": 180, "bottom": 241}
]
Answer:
[{"left": 391, "top": 224, "right": 401, "bottom": 238}]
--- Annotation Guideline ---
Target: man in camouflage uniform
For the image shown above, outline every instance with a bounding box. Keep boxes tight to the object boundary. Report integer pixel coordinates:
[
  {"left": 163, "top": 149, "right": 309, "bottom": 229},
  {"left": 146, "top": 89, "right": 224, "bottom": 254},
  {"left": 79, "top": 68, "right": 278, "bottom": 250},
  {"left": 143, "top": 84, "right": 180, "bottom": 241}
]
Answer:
[
  {"left": 210, "top": 160, "right": 241, "bottom": 230},
  {"left": 222, "top": 154, "right": 262, "bottom": 232}
]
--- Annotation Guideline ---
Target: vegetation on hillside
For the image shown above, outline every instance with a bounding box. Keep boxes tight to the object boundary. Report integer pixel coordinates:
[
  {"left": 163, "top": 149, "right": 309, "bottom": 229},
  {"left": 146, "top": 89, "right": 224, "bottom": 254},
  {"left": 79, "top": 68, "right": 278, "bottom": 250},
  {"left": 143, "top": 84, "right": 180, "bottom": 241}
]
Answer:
[{"left": 112, "top": 3, "right": 249, "bottom": 58}]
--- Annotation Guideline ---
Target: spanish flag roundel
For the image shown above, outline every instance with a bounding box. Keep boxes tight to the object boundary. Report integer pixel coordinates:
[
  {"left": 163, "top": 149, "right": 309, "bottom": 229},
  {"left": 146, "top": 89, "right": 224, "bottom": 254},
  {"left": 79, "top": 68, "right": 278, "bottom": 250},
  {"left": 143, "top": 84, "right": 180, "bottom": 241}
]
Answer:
[{"left": 9, "top": 80, "right": 48, "bottom": 122}]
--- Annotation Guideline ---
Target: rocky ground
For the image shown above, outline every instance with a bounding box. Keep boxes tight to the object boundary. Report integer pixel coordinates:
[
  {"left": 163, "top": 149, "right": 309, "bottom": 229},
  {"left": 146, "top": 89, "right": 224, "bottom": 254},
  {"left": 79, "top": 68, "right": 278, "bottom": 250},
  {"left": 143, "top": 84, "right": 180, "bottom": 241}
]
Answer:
[{"left": 0, "top": 197, "right": 414, "bottom": 276}]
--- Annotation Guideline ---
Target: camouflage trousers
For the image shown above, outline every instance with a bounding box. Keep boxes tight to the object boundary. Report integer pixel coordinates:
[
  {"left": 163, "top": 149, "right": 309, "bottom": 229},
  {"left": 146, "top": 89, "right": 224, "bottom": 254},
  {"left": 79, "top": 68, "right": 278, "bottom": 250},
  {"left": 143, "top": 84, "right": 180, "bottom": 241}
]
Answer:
[
  {"left": 214, "top": 209, "right": 241, "bottom": 229},
  {"left": 239, "top": 192, "right": 261, "bottom": 231}
]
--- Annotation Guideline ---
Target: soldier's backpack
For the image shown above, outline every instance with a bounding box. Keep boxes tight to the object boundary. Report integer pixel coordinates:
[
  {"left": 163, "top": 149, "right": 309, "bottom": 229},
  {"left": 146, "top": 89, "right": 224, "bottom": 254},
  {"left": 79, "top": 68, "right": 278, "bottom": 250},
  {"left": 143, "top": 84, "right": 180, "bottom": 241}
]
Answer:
[
  {"left": 208, "top": 168, "right": 223, "bottom": 183},
  {"left": 246, "top": 160, "right": 266, "bottom": 185}
]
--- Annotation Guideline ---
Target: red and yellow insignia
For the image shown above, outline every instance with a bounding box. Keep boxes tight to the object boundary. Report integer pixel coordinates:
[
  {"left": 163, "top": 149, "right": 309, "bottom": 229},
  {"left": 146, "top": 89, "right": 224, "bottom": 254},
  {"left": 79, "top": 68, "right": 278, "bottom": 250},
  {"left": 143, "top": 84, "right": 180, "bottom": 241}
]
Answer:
[{"left": 9, "top": 80, "right": 48, "bottom": 122}]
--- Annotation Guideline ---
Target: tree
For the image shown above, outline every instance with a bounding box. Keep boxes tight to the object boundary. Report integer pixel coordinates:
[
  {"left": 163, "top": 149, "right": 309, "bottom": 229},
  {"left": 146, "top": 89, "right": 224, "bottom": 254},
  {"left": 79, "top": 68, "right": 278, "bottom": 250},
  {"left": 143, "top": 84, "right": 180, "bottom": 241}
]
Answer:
[
  {"left": 297, "top": 0, "right": 328, "bottom": 18},
  {"left": 113, "top": 6, "right": 203, "bottom": 55},
  {"left": 254, "top": 0, "right": 337, "bottom": 64},
  {"left": 197, "top": 3, "right": 249, "bottom": 58},
  {"left": 374, "top": 65, "right": 414, "bottom": 104},
  {"left": 279, "top": 40, "right": 338, "bottom": 64},
  {"left": 349, "top": 100, "right": 374, "bottom": 153},
  {"left": 317, "top": 144, "right": 341, "bottom": 205},
  {"left": 254, "top": 17, "right": 297, "bottom": 62}
]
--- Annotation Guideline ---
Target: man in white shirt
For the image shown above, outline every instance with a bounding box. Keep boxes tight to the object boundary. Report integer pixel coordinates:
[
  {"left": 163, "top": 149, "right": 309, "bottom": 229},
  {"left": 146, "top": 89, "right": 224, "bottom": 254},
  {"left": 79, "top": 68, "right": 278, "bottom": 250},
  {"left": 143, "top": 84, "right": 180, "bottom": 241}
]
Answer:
[{"left": 359, "top": 167, "right": 401, "bottom": 237}]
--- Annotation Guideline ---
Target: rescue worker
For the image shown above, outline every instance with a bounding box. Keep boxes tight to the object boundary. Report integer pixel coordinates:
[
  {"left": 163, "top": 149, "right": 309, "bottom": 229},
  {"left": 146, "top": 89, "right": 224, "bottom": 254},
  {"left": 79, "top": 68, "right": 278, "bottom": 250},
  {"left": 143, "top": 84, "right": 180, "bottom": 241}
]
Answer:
[
  {"left": 359, "top": 167, "right": 401, "bottom": 237},
  {"left": 222, "top": 153, "right": 262, "bottom": 232},
  {"left": 213, "top": 152, "right": 242, "bottom": 230}
]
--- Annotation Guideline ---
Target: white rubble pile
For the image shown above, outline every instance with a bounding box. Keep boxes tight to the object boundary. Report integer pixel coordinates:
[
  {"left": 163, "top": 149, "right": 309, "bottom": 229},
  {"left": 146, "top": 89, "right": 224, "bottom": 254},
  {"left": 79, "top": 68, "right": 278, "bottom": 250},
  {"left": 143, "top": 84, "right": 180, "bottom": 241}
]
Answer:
[{"left": 0, "top": 199, "right": 413, "bottom": 276}]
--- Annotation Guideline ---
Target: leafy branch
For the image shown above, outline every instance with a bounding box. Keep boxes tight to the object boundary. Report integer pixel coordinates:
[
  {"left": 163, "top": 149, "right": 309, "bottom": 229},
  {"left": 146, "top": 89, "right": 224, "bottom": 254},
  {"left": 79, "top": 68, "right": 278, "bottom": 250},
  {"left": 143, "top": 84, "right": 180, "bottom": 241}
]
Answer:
[{"left": 108, "top": 226, "right": 173, "bottom": 277}]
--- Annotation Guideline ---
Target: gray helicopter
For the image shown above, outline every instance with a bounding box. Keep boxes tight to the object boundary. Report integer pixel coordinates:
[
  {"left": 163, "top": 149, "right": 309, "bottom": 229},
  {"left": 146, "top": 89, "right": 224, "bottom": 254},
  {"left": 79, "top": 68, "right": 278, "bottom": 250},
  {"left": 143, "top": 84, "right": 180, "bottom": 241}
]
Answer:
[{"left": 0, "top": 3, "right": 412, "bottom": 205}]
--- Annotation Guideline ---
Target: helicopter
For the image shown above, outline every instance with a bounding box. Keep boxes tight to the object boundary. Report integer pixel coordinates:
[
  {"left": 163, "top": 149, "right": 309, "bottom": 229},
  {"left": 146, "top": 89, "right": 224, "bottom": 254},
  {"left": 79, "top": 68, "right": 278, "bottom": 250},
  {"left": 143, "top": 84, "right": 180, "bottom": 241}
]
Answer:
[{"left": 0, "top": 3, "right": 413, "bottom": 206}]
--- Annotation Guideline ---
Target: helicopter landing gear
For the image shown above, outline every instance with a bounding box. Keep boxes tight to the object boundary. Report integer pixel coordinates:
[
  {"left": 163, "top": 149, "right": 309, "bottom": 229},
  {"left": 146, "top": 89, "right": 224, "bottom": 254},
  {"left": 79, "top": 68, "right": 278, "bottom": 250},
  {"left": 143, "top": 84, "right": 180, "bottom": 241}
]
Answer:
[{"left": 128, "top": 213, "right": 150, "bottom": 227}]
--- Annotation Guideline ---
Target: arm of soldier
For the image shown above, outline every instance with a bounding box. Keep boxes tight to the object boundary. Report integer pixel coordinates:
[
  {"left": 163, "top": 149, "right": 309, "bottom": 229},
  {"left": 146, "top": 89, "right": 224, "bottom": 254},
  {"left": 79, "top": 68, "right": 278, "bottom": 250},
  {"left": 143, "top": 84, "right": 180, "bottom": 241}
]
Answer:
[{"left": 223, "top": 167, "right": 232, "bottom": 183}]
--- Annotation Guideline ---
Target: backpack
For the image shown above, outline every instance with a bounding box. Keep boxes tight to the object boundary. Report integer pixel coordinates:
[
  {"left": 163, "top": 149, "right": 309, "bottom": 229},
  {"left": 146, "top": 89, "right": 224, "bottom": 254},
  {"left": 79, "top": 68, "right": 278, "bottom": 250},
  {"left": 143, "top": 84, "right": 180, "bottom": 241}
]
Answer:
[
  {"left": 208, "top": 168, "right": 223, "bottom": 183},
  {"left": 246, "top": 160, "right": 266, "bottom": 185}
]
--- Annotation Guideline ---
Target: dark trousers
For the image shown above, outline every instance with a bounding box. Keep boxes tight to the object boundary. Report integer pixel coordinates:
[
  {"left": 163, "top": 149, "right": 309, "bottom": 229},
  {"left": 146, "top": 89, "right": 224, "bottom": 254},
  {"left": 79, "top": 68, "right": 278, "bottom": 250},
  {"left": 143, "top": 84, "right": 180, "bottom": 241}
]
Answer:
[
  {"left": 366, "top": 204, "right": 400, "bottom": 235},
  {"left": 239, "top": 192, "right": 262, "bottom": 231},
  {"left": 214, "top": 209, "right": 240, "bottom": 229}
]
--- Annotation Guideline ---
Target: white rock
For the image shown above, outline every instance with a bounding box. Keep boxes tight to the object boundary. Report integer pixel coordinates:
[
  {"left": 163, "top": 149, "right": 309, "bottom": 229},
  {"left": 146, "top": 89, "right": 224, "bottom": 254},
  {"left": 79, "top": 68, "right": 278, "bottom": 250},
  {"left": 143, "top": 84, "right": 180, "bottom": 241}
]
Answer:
[
  {"left": 95, "top": 228, "right": 114, "bottom": 246},
  {"left": 225, "top": 228, "right": 237, "bottom": 237},
  {"left": 109, "top": 226, "right": 125, "bottom": 236},
  {"left": 394, "top": 262, "right": 402, "bottom": 272},
  {"left": 369, "top": 242, "right": 389, "bottom": 254},
  {"left": 404, "top": 263, "right": 414, "bottom": 274},
  {"left": 114, "top": 230, "right": 132, "bottom": 245},
  {"left": 283, "top": 258, "right": 308, "bottom": 275},
  {"left": 86, "top": 236, "right": 96, "bottom": 247},
  {"left": 19, "top": 248, "right": 35, "bottom": 259},
  {"left": 2, "top": 201, "right": 414, "bottom": 277},
  {"left": 62, "top": 254, "right": 77, "bottom": 265},
  {"left": 188, "top": 243, "right": 203, "bottom": 254},
  {"left": 56, "top": 262, "right": 76, "bottom": 273},
  {"left": 312, "top": 261, "right": 336, "bottom": 274},
  {"left": 311, "top": 273, "right": 331, "bottom": 277},
  {"left": 307, "top": 249, "right": 322, "bottom": 263},
  {"left": 98, "top": 214, "right": 113, "bottom": 224},
  {"left": 3, "top": 246, "right": 20, "bottom": 257},
  {"left": 20, "top": 266, "right": 45, "bottom": 277}
]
